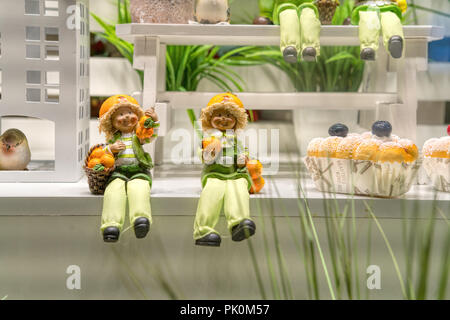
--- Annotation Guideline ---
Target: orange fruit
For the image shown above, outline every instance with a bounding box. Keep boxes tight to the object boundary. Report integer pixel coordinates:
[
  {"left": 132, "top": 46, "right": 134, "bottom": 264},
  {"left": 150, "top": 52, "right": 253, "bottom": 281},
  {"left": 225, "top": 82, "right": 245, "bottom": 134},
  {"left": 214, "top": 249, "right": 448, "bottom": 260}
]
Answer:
[
  {"left": 89, "top": 147, "right": 105, "bottom": 160},
  {"left": 100, "top": 154, "right": 115, "bottom": 168},
  {"left": 202, "top": 137, "right": 218, "bottom": 149},
  {"left": 137, "top": 126, "right": 154, "bottom": 140},
  {"left": 246, "top": 159, "right": 263, "bottom": 179},
  {"left": 139, "top": 116, "right": 149, "bottom": 128},
  {"left": 207, "top": 92, "right": 244, "bottom": 109},
  {"left": 87, "top": 158, "right": 102, "bottom": 169},
  {"left": 250, "top": 176, "right": 265, "bottom": 194}
]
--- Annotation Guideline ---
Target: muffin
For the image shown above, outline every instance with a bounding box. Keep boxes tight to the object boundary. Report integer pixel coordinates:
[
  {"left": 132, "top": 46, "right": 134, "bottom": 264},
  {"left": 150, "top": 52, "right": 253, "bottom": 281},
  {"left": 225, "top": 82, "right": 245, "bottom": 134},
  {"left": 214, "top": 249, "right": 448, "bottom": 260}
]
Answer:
[
  {"left": 422, "top": 127, "right": 450, "bottom": 192},
  {"left": 304, "top": 121, "right": 421, "bottom": 197}
]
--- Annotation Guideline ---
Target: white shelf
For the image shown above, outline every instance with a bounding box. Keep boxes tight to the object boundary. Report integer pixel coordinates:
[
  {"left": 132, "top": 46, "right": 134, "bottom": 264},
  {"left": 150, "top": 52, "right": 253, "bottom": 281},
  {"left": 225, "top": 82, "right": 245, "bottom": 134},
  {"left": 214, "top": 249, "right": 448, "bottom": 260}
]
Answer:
[
  {"left": 116, "top": 24, "right": 444, "bottom": 47},
  {"left": 0, "top": 173, "right": 449, "bottom": 218},
  {"left": 158, "top": 91, "right": 398, "bottom": 110}
]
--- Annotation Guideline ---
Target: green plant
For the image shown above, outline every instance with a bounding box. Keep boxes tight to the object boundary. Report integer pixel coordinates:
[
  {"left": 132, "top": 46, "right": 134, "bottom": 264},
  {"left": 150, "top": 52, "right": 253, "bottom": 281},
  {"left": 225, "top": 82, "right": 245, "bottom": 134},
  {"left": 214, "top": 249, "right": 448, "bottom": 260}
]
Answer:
[
  {"left": 92, "top": 1, "right": 261, "bottom": 137},
  {"left": 230, "top": 0, "right": 365, "bottom": 93}
]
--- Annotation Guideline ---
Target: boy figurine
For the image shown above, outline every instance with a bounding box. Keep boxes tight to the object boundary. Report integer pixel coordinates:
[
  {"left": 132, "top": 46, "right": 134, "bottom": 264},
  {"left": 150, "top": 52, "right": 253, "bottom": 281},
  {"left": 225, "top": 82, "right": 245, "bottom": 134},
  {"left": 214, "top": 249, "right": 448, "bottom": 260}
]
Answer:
[
  {"left": 98, "top": 95, "right": 159, "bottom": 243},
  {"left": 257, "top": 0, "right": 322, "bottom": 63},
  {"left": 194, "top": 93, "right": 255, "bottom": 247},
  {"left": 352, "top": 0, "right": 408, "bottom": 60}
]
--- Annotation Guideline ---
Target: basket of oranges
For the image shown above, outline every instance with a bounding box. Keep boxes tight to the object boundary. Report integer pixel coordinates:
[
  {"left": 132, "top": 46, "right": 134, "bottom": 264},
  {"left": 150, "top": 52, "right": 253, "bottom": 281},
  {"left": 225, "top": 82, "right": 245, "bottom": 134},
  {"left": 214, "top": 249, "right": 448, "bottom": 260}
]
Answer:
[{"left": 83, "top": 144, "right": 116, "bottom": 195}]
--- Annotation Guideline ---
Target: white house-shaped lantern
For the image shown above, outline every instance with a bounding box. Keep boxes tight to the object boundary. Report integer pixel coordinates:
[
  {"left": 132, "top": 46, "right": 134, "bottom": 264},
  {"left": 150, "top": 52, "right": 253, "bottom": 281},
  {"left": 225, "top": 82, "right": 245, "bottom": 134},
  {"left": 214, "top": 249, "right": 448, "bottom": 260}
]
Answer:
[{"left": 0, "top": 0, "right": 90, "bottom": 182}]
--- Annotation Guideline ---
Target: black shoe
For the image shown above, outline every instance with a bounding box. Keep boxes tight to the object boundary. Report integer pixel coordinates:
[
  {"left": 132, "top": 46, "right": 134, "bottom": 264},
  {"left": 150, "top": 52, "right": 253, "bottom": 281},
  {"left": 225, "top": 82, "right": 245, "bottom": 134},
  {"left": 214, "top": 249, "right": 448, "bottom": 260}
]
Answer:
[
  {"left": 360, "top": 48, "right": 376, "bottom": 61},
  {"left": 103, "top": 227, "right": 120, "bottom": 243},
  {"left": 302, "top": 47, "right": 317, "bottom": 62},
  {"left": 134, "top": 217, "right": 150, "bottom": 239},
  {"left": 388, "top": 36, "right": 403, "bottom": 59},
  {"left": 232, "top": 219, "right": 256, "bottom": 242},
  {"left": 195, "top": 233, "right": 221, "bottom": 247},
  {"left": 283, "top": 46, "right": 298, "bottom": 64}
]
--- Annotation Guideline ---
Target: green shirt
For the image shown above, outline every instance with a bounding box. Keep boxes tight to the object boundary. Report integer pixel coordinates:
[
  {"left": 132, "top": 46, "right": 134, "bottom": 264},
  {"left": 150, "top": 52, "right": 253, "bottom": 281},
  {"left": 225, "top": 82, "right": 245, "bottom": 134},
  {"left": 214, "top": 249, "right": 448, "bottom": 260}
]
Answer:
[
  {"left": 259, "top": 0, "right": 317, "bottom": 24},
  {"left": 351, "top": 1, "right": 402, "bottom": 25},
  {"left": 200, "top": 129, "right": 252, "bottom": 190}
]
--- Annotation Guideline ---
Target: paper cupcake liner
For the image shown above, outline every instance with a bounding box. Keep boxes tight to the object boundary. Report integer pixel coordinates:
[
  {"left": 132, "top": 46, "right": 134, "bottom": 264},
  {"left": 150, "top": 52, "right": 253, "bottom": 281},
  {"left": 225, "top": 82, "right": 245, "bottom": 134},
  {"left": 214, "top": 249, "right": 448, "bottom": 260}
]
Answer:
[
  {"left": 303, "top": 157, "right": 354, "bottom": 194},
  {"left": 352, "top": 160, "right": 421, "bottom": 198},
  {"left": 423, "top": 157, "right": 450, "bottom": 193},
  {"left": 304, "top": 156, "right": 421, "bottom": 198}
]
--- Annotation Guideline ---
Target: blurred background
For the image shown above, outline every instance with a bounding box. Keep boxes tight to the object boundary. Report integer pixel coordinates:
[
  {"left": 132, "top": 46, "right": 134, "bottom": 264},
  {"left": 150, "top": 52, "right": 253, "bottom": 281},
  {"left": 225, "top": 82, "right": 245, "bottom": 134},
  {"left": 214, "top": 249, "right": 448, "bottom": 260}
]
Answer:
[{"left": 88, "top": 0, "right": 450, "bottom": 159}]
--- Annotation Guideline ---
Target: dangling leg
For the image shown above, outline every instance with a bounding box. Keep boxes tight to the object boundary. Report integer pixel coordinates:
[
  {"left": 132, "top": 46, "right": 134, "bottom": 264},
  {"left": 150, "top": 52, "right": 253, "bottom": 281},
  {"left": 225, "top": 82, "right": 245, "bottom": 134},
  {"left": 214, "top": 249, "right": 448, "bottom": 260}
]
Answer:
[
  {"left": 193, "top": 178, "right": 226, "bottom": 246},
  {"left": 127, "top": 179, "right": 152, "bottom": 239},
  {"left": 101, "top": 178, "right": 127, "bottom": 242},
  {"left": 380, "top": 11, "right": 404, "bottom": 59},
  {"left": 278, "top": 4, "right": 301, "bottom": 63},
  {"left": 224, "top": 178, "right": 255, "bottom": 242},
  {"left": 299, "top": 6, "right": 321, "bottom": 62},
  {"left": 358, "top": 10, "right": 381, "bottom": 60}
]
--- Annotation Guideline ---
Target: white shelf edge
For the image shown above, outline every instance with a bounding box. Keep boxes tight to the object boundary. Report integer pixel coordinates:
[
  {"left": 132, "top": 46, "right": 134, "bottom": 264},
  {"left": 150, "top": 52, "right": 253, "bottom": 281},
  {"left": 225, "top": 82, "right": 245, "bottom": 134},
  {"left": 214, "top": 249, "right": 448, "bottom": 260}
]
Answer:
[
  {"left": 0, "top": 177, "right": 449, "bottom": 217},
  {"left": 116, "top": 24, "right": 444, "bottom": 46},
  {"left": 157, "top": 91, "right": 398, "bottom": 110}
]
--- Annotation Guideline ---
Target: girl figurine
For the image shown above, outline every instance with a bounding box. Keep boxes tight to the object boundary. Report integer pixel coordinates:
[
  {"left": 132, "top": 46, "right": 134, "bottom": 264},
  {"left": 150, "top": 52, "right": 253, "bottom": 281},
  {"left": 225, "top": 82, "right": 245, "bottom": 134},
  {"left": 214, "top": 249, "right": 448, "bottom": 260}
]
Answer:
[
  {"left": 352, "top": 0, "right": 408, "bottom": 60},
  {"left": 194, "top": 93, "right": 255, "bottom": 247},
  {"left": 98, "top": 95, "right": 159, "bottom": 243},
  {"left": 256, "top": 0, "right": 323, "bottom": 63}
]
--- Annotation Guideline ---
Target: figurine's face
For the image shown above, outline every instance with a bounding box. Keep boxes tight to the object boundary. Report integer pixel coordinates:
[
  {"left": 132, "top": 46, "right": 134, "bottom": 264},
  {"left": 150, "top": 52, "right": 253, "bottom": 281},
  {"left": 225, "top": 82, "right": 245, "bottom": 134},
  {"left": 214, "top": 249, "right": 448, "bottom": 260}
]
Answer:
[
  {"left": 112, "top": 106, "right": 138, "bottom": 133},
  {"left": 211, "top": 108, "right": 236, "bottom": 130}
]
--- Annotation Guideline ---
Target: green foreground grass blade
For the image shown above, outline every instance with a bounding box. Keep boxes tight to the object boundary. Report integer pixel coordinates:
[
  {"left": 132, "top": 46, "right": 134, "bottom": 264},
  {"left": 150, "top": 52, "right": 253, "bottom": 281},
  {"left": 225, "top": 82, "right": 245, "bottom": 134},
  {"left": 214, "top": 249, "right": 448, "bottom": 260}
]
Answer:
[
  {"left": 247, "top": 238, "right": 268, "bottom": 300},
  {"left": 364, "top": 202, "right": 407, "bottom": 299}
]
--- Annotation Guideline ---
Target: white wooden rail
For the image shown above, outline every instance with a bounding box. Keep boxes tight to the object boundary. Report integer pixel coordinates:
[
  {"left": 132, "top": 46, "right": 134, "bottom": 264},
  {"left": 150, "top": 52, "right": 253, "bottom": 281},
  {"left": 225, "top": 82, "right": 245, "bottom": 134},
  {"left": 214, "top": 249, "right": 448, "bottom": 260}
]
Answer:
[{"left": 116, "top": 24, "right": 444, "bottom": 143}]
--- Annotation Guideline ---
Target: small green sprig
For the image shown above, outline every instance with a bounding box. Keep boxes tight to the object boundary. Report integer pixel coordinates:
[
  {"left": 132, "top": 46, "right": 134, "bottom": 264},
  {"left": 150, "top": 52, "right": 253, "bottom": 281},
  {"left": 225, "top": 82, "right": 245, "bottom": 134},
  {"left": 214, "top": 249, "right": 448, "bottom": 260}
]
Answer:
[{"left": 93, "top": 164, "right": 106, "bottom": 172}]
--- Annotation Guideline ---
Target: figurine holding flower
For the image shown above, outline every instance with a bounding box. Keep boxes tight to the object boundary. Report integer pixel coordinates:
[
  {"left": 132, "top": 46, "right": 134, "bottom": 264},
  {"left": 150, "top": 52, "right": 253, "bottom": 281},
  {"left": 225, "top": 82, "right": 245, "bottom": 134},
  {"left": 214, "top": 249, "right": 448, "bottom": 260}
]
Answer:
[{"left": 97, "top": 95, "right": 159, "bottom": 243}]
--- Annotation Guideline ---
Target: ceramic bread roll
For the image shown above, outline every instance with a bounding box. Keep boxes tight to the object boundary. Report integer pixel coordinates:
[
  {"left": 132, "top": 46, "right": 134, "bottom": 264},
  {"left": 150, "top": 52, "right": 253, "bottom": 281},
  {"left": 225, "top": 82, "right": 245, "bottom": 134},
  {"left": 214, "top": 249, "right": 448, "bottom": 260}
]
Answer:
[
  {"left": 422, "top": 126, "right": 450, "bottom": 192},
  {"left": 304, "top": 121, "right": 421, "bottom": 197}
]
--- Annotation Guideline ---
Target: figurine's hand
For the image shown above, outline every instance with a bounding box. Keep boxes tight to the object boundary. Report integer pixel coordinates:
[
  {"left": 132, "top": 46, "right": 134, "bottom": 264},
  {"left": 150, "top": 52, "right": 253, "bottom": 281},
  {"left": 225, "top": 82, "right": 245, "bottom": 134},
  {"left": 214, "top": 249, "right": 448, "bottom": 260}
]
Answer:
[
  {"left": 110, "top": 141, "right": 126, "bottom": 153},
  {"left": 203, "top": 141, "right": 222, "bottom": 165},
  {"left": 237, "top": 154, "right": 248, "bottom": 168},
  {"left": 145, "top": 107, "right": 159, "bottom": 122}
]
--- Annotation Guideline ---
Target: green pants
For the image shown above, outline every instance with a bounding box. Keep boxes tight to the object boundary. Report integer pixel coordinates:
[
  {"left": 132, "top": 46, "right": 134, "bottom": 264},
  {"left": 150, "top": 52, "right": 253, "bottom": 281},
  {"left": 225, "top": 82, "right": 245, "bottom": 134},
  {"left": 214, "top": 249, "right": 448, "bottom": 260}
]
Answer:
[
  {"left": 101, "top": 170, "right": 152, "bottom": 232},
  {"left": 193, "top": 178, "right": 251, "bottom": 240},
  {"left": 279, "top": 6, "right": 321, "bottom": 58},
  {"left": 359, "top": 11, "right": 404, "bottom": 55}
]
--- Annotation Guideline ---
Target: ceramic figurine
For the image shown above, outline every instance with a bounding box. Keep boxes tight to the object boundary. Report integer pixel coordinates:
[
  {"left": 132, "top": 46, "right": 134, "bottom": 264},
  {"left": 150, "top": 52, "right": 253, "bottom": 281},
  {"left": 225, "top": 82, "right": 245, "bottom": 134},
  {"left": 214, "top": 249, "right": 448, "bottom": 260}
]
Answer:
[
  {"left": 98, "top": 95, "right": 159, "bottom": 243},
  {"left": 256, "top": 0, "right": 325, "bottom": 63},
  {"left": 194, "top": 93, "right": 256, "bottom": 247},
  {"left": 352, "top": 0, "right": 408, "bottom": 60},
  {"left": 0, "top": 129, "right": 31, "bottom": 170},
  {"left": 194, "top": 0, "right": 230, "bottom": 24}
]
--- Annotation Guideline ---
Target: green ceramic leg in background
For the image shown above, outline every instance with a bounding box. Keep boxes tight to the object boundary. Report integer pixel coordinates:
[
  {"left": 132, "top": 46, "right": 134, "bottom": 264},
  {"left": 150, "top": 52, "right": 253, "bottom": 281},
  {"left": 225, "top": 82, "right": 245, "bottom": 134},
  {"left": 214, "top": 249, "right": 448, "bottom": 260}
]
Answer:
[
  {"left": 381, "top": 11, "right": 404, "bottom": 58},
  {"left": 299, "top": 7, "right": 321, "bottom": 59},
  {"left": 358, "top": 10, "right": 381, "bottom": 60},
  {"left": 279, "top": 7, "right": 301, "bottom": 63}
]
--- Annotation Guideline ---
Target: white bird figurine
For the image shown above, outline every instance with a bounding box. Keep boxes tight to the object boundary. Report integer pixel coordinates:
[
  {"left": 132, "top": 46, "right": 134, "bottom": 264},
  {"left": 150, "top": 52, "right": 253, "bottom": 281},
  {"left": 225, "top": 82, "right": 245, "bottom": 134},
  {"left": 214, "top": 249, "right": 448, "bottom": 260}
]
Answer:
[
  {"left": 0, "top": 129, "right": 31, "bottom": 170},
  {"left": 194, "top": 0, "right": 230, "bottom": 24}
]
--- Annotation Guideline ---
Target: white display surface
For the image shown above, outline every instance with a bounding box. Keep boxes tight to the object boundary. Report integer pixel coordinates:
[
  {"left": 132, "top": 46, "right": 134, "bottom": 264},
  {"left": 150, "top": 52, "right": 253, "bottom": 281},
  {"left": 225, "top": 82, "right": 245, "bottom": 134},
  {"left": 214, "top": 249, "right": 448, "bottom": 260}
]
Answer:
[{"left": 0, "top": 173, "right": 449, "bottom": 217}]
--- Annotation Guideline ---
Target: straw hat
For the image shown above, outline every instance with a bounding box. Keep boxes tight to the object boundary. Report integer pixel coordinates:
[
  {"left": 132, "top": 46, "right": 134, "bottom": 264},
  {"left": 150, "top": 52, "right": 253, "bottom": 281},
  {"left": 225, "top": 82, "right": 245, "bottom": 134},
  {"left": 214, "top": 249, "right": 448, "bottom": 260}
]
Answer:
[
  {"left": 200, "top": 93, "right": 248, "bottom": 131},
  {"left": 98, "top": 94, "right": 144, "bottom": 141}
]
